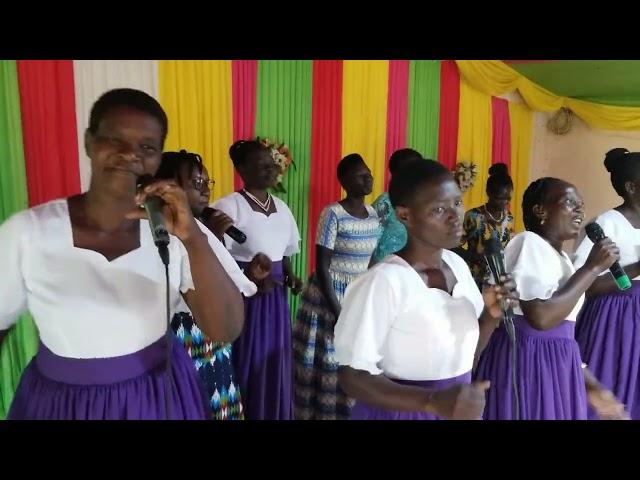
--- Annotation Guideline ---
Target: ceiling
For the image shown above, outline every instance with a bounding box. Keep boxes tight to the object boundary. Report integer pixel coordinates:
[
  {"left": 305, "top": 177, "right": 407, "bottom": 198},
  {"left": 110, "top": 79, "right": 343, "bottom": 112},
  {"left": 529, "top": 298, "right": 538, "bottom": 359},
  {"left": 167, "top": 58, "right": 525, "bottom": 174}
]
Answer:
[{"left": 505, "top": 60, "right": 640, "bottom": 107}]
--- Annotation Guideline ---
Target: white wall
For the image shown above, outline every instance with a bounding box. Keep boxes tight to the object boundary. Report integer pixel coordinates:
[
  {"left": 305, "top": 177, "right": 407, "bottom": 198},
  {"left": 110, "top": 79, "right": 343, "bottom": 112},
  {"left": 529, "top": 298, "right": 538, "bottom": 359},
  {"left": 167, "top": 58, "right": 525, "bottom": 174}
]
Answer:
[
  {"left": 498, "top": 90, "right": 640, "bottom": 249},
  {"left": 528, "top": 111, "right": 640, "bottom": 249}
]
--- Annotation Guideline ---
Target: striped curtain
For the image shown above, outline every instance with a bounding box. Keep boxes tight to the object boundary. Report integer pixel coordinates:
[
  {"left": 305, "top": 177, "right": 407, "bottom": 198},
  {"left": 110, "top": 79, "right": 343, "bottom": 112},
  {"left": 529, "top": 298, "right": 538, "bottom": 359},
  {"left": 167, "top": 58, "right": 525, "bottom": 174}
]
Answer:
[{"left": 0, "top": 59, "right": 537, "bottom": 418}]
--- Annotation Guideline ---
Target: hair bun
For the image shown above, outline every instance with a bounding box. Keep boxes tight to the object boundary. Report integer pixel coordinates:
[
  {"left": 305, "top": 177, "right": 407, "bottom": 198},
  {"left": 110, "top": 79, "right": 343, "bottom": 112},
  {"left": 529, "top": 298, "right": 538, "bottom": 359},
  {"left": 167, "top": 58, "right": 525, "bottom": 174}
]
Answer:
[
  {"left": 229, "top": 141, "right": 246, "bottom": 162},
  {"left": 488, "top": 162, "right": 509, "bottom": 177},
  {"left": 604, "top": 148, "right": 630, "bottom": 173}
]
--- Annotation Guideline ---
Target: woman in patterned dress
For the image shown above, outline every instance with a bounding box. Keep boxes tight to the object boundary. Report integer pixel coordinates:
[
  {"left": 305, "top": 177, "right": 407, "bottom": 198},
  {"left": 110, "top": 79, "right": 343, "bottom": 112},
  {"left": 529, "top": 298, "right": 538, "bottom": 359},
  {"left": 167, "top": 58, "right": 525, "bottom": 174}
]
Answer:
[
  {"left": 156, "top": 150, "right": 256, "bottom": 420},
  {"left": 455, "top": 163, "right": 515, "bottom": 288},
  {"left": 293, "top": 154, "right": 382, "bottom": 420}
]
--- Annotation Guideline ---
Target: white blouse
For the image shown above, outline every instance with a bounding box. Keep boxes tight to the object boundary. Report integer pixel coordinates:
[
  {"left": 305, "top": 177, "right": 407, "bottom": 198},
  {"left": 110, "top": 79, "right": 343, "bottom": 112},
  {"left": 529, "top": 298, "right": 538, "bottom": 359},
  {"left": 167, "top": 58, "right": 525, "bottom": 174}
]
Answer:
[
  {"left": 0, "top": 199, "right": 256, "bottom": 359},
  {"left": 334, "top": 251, "right": 484, "bottom": 381},
  {"left": 505, "top": 231, "right": 584, "bottom": 321},
  {"left": 212, "top": 192, "right": 301, "bottom": 262},
  {"left": 573, "top": 209, "right": 640, "bottom": 281}
]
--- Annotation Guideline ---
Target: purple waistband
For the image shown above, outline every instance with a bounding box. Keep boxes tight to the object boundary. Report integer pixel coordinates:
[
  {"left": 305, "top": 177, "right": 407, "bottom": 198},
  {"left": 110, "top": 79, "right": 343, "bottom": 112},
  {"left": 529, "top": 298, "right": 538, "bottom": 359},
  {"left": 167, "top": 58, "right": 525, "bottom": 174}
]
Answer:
[
  {"left": 595, "top": 279, "right": 640, "bottom": 299},
  {"left": 35, "top": 336, "right": 172, "bottom": 386},
  {"left": 237, "top": 259, "right": 284, "bottom": 281},
  {"left": 510, "top": 315, "right": 575, "bottom": 339},
  {"left": 388, "top": 371, "right": 471, "bottom": 389}
]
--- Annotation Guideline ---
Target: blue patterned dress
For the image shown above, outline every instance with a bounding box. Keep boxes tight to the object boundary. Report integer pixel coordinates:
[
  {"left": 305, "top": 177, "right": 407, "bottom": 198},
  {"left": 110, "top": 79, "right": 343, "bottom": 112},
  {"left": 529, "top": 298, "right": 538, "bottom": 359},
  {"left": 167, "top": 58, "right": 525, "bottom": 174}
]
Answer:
[
  {"left": 293, "top": 202, "right": 381, "bottom": 419},
  {"left": 371, "top": 192, "right": 407, "bottom": 263},
  {"left": 172, "top": 313, "right": 244, "bottom": 420}
]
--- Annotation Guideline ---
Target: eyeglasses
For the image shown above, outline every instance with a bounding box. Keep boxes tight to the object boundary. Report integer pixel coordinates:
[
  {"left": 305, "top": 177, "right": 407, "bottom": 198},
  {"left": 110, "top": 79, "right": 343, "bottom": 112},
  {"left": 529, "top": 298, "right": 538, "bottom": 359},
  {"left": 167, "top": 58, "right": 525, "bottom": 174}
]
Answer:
[
  {"left": 193, "top": 178, "right": 215, "bottom": 191},
  {"left": 561, "top": 197, "right": 584, "bottom": 210}
]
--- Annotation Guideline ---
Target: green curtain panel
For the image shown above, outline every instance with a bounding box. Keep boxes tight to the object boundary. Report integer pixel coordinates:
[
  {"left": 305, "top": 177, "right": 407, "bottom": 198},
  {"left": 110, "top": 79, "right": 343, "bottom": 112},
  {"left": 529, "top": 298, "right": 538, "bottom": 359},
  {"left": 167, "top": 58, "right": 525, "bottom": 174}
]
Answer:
[
  {"left": 255, "top": 60, "right": 313, "bottom": 321},
  {"left": 0, "top": 60, "right": 38, "bottom": 419},
  {"left": 407, "top": 60, "right": 441, "bottom": 159}
]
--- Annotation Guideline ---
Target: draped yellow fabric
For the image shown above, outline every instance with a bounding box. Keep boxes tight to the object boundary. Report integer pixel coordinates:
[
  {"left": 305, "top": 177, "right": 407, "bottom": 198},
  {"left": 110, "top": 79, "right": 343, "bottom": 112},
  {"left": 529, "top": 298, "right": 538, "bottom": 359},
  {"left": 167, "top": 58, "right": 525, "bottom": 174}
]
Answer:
[
  {"left": 455, "top": 60, "right": 640, "bottom": 131},
  {"left": 159, "top": 61, "right": 234, "bottom": 200},
  {"left": 342, "top": 61, "right": 389, "bottom": 203},
  {"left": 509, "top": 101, "right": 534, "bottom": 233},
  {"left": 457, "top": 75, "right": 493, "bottom": 212}
]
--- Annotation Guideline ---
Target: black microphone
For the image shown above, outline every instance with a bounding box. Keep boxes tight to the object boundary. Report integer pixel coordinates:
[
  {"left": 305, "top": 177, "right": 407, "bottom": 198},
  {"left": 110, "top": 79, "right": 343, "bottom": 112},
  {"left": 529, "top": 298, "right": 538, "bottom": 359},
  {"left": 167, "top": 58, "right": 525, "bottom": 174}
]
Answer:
[
  {"left": 482, "top": 236, "right": 519, "bottom": 420},
  {"left": 137, "top": 174, "right": 170, "bottom": 266},
  {"left": 200, "top": 207, "right": 247, "bottom": 244},
  {"left": 137, "top": 174, "right": 172, "bottom": 418},
  {"left": 482, "top": 237, "right": 513, "bottom": 321},
  {"left": 584, "top": 222, "right": 631, "bottom": 290}
]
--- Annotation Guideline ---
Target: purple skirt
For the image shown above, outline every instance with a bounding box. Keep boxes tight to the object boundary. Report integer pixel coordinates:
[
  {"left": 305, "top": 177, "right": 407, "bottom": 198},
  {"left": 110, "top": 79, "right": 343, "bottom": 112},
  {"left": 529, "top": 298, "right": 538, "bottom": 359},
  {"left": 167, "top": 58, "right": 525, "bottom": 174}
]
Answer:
[
  {"left": 475, "top": 316, "right": 587, "bottom": 420},
  {"left": 576, "top": 281, "right": 640, "bottom": 420},
  {"left": 350, "top": 372, "right": 472, "bottom": 420},
  {"left": 8, "top": 336, "right": 207, "bottom": 420},
  {"left": 233, "top": 260, "right": 293, "bottom": 420}
]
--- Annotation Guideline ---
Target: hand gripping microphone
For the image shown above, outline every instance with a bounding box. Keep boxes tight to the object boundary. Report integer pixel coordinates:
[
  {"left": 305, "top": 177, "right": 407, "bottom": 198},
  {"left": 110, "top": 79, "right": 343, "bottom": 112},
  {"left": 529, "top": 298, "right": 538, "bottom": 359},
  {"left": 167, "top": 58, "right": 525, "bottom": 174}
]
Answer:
[{"left": 585, "top": 222, "right": 631, "bottom": 291}]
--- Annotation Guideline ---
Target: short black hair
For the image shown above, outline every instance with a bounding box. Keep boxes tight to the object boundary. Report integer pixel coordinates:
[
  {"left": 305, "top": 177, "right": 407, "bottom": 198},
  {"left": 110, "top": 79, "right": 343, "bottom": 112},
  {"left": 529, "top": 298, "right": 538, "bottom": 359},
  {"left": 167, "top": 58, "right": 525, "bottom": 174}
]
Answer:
[
  {"left": 486, "top": 162, "right": 513, "bottom": 195},
  {"left": 229, "top": 140, "right": 269, "bottom": 168},
  {"left": 337, "top": 153, "right": 366, "bottom": 179},
  {"left": 389, "top": 158, "right": 451, "bottom": 208},
  {"left": 156, "top": 150, "right": 203, "bottom": 186},
  {"left": 521, "top": 177, "right": 566, "bottom": 232},
  {"left": 88, "top": 88, "right": 168, "bottom": 146},
  {"left": 603, "top": 147, "right": 640, "bottom": 198},
  {"left": 388, "top": 148, "right": 423, "bottom": 176}
]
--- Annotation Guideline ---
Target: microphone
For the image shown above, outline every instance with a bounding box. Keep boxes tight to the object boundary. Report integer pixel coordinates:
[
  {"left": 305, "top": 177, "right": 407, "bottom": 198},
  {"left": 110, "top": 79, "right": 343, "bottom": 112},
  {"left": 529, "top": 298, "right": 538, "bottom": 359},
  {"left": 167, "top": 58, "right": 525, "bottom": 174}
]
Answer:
[
  {"left": 200, "top": 207, "right": 247, "bottom": 244},
  {"left": 482, "top": 236, "right": 519, "bottom": 420},
  {"left": 584, "top": 222, "right": 631, "bottom": 290},
  {"left": 482, "top": 237, "right": 513, "bottom": 321},
  {"left": 137, "top": 174, "right": 170, "bottom": 266}
]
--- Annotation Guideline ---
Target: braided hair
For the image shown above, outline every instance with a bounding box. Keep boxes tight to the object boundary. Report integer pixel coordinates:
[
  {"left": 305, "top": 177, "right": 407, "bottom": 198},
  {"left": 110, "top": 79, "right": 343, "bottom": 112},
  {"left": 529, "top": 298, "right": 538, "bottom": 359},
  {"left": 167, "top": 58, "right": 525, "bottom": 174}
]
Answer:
[
  {"left": 521, "top": 177, "right": 565, "bottom": 232},
  {"left": 156, "top": 149, "right": 204, "bottom": 187}
]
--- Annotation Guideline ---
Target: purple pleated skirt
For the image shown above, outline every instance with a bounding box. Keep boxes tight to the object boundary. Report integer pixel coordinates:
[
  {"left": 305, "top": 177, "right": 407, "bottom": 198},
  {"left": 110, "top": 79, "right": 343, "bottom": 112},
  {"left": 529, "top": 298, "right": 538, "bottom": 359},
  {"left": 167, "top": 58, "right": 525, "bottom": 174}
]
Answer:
[
  {"left": 576, "top": 281, "right": 640, "bottom": 419},
  {"left": 8, "top": 336, "right": 208, "bottom": 420},
  {"left": 233, "top": 260, "right": 293, "bottom": 420},
  {"left": 475, "top": 316, "right": 587, "bottom": 420}
]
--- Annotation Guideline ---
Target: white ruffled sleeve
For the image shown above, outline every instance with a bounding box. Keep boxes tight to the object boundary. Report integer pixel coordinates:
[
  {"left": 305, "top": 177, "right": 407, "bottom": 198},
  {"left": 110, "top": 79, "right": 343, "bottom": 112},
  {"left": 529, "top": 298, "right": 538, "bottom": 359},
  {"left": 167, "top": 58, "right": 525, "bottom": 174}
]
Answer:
[
  {"left": 334, "top": 267, "right": 398, "bottom": 375},
  {"left": 0, "top": 211, "right": 30, "bottom": 329},
  {"left": 505, "top": 232, "right": 561, "bottom": 301}
]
